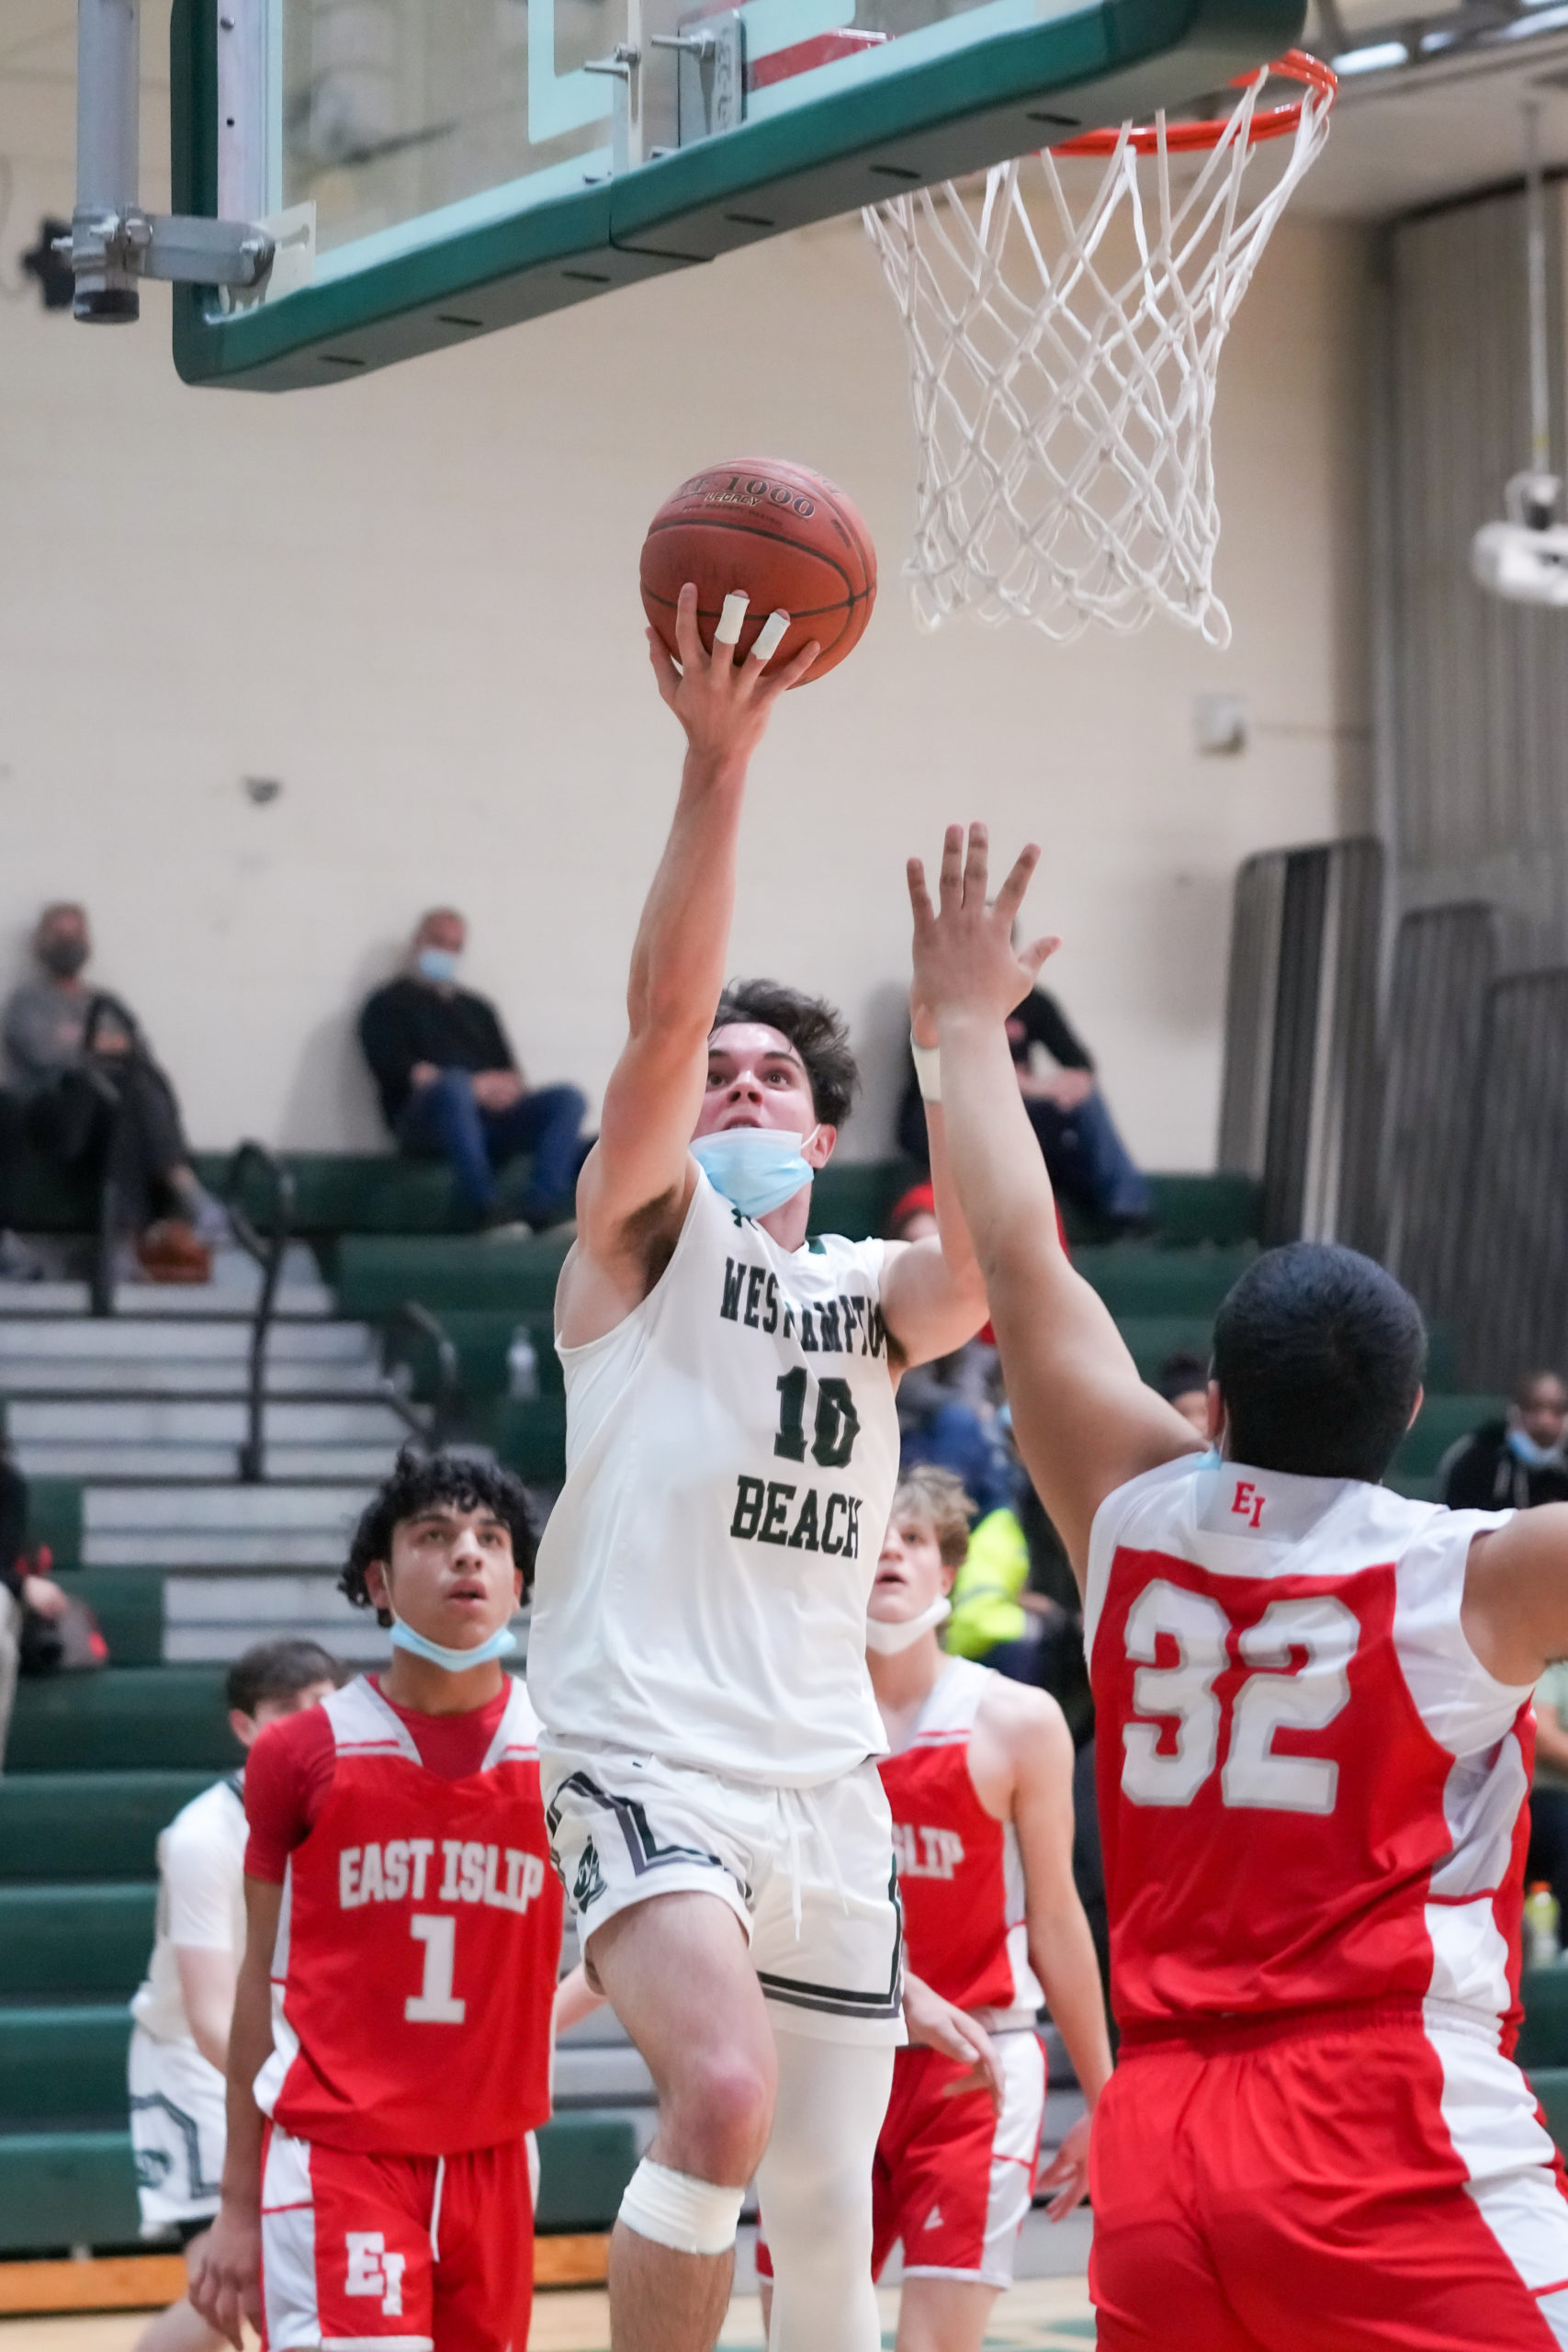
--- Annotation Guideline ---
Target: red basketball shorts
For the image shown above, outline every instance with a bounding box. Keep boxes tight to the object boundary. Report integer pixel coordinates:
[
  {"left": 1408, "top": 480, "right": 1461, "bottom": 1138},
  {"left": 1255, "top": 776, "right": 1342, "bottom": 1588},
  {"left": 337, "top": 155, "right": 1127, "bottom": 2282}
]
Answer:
[
  {"left": 1090, "top": 2002, "right": 1568, "bottom": 2351},
  {"left": 259, "top": 2121, "right": 536, "bottom": 2352},
  {"left": 756, "top": 2028, "right": 1045, "bottom": 2291}
]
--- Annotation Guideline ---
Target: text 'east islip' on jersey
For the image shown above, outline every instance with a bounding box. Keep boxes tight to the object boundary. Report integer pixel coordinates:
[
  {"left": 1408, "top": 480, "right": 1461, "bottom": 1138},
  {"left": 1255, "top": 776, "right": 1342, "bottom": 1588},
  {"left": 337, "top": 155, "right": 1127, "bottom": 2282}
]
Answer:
[
  {"left": 1086, "top": 1455, "right": 1532, "bottom": 2041},
  {"left": 528, "top": 1169, "right": 901, "bottom": 1789},
  {"left": 880, "top": 1656, "right": 1044, "bottom": 2028},
  {"left": 254, "top": 1678, "right": 563, "bottom": 2156}
]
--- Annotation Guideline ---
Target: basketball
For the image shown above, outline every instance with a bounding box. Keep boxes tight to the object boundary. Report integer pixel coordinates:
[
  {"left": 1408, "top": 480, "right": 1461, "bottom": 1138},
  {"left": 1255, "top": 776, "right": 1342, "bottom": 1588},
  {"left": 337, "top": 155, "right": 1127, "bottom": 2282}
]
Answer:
[{"left": 639, "top": 458, "right": 877, "bottom": 684}]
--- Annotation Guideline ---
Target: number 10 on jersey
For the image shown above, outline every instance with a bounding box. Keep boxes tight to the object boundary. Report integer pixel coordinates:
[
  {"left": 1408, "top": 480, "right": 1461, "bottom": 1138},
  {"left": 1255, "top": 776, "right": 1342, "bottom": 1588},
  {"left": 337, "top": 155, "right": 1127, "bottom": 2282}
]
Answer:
[{"left": 1121, "top": 1579, "right": 1359, "bottom": 1815}]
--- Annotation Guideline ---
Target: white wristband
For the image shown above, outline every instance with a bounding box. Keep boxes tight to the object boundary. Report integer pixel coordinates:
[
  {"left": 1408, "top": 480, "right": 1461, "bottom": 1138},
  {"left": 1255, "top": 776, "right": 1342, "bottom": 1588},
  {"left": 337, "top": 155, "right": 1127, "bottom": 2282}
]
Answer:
[{"left": 910, "top": 1034, "right": 942, "bottom": 1104}]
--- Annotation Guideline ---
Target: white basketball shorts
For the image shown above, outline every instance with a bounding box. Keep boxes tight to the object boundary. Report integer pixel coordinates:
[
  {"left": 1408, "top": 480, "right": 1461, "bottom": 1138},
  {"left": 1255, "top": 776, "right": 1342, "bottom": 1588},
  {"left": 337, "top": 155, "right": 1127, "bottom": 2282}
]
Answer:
[
  {"left": 128, "top": 2023, "right": 226, "bottom": 2235},
  {"left": 542, "top": 1746, "right": 905, "bottom": 2045}
]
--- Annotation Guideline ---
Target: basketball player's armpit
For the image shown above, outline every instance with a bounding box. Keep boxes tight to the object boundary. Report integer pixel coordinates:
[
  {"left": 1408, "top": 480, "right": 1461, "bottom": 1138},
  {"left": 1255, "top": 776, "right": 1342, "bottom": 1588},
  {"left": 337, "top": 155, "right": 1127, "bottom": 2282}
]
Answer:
[{"left": 1460, "top": 1503, "right": 1568, "bottom": 1686}]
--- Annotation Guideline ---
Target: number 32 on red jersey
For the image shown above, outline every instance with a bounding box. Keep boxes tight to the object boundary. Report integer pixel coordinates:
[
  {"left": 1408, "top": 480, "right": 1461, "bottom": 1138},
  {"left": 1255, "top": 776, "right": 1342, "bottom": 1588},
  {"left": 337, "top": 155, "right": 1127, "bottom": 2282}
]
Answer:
[{"left": 1121, "top": 1580, "right": 1359, "bottom": 1815}]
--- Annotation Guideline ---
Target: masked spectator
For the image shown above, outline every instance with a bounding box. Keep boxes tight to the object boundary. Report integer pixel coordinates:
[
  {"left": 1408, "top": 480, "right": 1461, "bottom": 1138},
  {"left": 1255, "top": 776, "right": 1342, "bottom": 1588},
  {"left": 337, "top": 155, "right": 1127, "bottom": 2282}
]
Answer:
[
  {"left": 4, "top": 904, "right": 225, "bottom": 1275},
  {"left": 358, "top": 910, "right": 586, "bottom": 1231},
  {"left": 1440, "top": 1371, "right": 1568, "bottom": 1511}
]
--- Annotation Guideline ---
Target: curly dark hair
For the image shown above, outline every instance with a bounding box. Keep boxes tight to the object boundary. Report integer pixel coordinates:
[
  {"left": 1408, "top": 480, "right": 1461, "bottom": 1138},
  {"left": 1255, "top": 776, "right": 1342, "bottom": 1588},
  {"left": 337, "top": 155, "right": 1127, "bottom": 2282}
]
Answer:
[
  {"left": 340, "top": 1446, "right": 538, "bottom": 1627},
  {"left": 711, "top": 978, "right": 859, "bottom": 1129}
]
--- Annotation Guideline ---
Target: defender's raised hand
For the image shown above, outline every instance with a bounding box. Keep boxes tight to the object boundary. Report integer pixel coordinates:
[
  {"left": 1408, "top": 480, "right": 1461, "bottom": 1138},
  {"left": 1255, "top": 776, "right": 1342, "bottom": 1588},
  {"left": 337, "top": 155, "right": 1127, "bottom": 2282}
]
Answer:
[
  {"left": 647, "top": 582, "right": 819, "bottom": 770},
  {"left": 908, "top": 821, "right": 1058, "bottom": 1029}
]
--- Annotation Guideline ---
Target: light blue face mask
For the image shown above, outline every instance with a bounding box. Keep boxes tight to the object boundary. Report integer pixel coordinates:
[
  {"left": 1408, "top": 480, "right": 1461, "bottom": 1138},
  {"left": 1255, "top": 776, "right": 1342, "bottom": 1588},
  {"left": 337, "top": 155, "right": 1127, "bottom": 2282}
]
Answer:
[
  {"left": 416, "top": 947, "right": 460, "bottom": 986},
  {"left": 1507, "top": 1427, "right": 1563, "bottom": 1471},
  {"left": 691, "top": 1128, "right": 815, "bottom": 1220},
  {"left": 389, "top": 1609, "right": 516, "bottom": 1671}
]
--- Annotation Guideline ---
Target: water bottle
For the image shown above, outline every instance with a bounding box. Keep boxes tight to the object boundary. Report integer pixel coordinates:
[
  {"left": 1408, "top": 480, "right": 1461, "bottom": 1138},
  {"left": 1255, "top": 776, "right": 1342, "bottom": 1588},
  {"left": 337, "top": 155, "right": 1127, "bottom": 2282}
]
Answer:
[
  {"left": 507, "top": 1326, "right": 540, "bottom": 1403},
  {"left": 1525, "top": 1882, "right": 1561, "bottom": 1970}
]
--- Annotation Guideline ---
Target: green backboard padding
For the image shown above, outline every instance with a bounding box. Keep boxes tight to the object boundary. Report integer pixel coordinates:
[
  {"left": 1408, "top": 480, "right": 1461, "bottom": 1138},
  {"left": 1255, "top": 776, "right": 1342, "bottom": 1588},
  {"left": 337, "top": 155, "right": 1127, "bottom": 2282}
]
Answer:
[
  {"left": 534, "top": 2111, "right": 642, "bottom": 2233},
  {"left": 0, "top": 1886, "right": 155, "bottom": 1998},
  {"left": 7, "top": 1668, "right": 234, "bottom": 1775},
  {"left": 0, "top": 1770, "right": 213, "bottom": 1883},
  {"left": 170, "top": 0, "right": 1303, "bottom": 392},
  {"left": 0, "top": 2132, "right": 142, "bottom": 2256},
  {"left": 0, "top": 2007, "right": 132, "bottom": 2124}
]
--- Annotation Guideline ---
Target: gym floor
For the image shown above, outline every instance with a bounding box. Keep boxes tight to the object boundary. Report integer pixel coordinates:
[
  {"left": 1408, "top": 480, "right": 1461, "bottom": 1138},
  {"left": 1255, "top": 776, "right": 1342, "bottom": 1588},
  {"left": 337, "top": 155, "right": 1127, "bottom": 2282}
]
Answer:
[{"left": 0, "top": 2287, "right": 1097, "bottom": 2352}]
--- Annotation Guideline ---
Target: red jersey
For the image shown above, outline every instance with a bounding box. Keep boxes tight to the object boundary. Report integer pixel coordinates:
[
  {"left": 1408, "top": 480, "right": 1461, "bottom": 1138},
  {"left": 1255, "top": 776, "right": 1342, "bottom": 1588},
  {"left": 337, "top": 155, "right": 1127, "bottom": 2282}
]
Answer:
[
  {"left": 247, "top": 1675, "right": 563, "bottom": 2155},
  {"left": 1085, "top": 1456, "right": 1533, "bottom": 2042},
  {"left": 880, "top": 1656, "right": 1044, "bottom": 2023}
]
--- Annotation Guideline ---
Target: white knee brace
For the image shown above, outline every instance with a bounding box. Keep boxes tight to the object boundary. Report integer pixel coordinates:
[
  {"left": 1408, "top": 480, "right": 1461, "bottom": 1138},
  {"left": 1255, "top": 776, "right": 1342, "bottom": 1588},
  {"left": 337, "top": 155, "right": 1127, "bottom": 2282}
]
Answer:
[{"left": 617, "top": 2158, "right": 745, "bottom": 2256}]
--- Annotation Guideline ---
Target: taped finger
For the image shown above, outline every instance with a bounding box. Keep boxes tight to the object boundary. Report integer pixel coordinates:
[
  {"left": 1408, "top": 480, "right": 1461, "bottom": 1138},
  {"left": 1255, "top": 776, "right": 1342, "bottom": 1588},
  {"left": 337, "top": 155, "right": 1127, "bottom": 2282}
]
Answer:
[
  {"left": 714, "top": 591, "right": 750, "bottom": 647},
  {"left": 750, "top": 609, "right": 790, "bottom": 662}
]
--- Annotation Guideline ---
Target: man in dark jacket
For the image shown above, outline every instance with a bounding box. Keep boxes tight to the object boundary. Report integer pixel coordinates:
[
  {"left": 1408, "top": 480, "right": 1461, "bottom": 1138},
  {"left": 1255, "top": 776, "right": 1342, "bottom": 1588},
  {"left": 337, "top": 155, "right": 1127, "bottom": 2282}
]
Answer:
[
  {"left": 1440, "top": 1369, "right": 1568, "bottom": 1510},
  {"left": 897, "top": 980, "right": 1150, "bottom": 1229},
  {"left": 358, "top": 909, "right": 586, "bottom": 1228}
]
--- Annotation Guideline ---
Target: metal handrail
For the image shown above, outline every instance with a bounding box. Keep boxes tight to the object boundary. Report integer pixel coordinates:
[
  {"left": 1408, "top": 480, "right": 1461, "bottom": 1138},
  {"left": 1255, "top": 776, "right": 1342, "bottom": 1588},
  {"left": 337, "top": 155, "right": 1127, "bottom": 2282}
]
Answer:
[
  {"left": 380, "top": 1300, "right": 460, "bottom": 1450},
  {"left": 223, "top": 1140, "right": 297, "bottom": 1484}
]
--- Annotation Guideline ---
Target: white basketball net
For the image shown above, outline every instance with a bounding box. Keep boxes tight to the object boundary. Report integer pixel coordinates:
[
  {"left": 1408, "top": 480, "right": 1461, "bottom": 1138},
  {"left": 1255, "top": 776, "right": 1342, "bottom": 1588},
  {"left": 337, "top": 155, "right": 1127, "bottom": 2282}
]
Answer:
[{"left": 863, "top": 62, "right": 1335, "bottom": 647}]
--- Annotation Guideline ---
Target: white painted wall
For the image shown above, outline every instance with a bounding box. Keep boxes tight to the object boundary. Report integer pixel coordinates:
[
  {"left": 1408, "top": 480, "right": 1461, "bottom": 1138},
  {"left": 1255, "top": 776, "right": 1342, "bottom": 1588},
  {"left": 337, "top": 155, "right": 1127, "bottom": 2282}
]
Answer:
[{"left": 0, "top": 36, "right": 1372, "bottom": 1165}]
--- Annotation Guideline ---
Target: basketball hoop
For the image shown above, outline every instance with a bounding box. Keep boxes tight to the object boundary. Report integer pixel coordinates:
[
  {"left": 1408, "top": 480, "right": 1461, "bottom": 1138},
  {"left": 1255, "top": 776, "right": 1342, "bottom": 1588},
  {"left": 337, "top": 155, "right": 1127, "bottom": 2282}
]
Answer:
[{"left": 864, "top": 52, "right": 1337, "bottom": 648}]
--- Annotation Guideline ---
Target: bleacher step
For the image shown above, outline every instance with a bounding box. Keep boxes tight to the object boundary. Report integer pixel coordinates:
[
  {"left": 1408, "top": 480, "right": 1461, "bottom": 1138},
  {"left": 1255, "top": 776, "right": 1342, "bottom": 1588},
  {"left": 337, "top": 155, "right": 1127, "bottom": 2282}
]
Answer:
[
  {"left": 0, "top": 1886, "right": 154, "bottom": 1997},
  {"left": 0, "top": 1772, "right": 214, "bottom": 1883},
  {"left": 8, "top": 1668, "right": 232, "bottom": 1774}
]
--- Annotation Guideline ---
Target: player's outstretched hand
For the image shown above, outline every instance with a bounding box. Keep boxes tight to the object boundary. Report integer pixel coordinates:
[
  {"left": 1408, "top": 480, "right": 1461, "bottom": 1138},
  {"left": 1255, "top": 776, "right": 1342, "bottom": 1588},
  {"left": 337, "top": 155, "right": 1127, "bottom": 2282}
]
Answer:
[
  {"left": 1037, "top": 2107, "right": 1093, "bottom": 2221},
  {"left": 908, "top": 822, "right": 1059, "bottom": 1032},
  {"left": 647, "top": 583, "right": 819, "bottom": 770},
  {"left": 903, "top": 1972, "right": 1003, "bottom": 2111},
  {"left": 187, "top": 2200, "right": 263, "bottom": 2350}
]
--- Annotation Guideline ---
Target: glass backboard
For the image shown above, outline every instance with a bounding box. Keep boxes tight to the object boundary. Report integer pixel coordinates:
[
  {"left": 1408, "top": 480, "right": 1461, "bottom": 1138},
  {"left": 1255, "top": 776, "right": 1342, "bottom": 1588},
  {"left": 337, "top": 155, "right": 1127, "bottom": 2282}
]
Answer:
[{"left": 170, "top": 0, "right": 1305, "bottom": 390}]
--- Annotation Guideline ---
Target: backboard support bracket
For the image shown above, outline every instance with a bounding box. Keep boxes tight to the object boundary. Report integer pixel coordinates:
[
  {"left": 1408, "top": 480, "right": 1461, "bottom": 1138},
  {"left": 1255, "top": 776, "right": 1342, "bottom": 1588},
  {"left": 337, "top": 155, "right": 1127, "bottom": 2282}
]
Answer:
[{"left": 69, "top": 0, "right": 276, "bottom": 322}]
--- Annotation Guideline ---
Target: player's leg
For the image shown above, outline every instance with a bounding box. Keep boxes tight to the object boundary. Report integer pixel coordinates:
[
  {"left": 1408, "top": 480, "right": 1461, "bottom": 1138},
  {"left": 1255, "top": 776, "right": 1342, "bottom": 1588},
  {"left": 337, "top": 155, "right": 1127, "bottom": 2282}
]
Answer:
[
  {"left": 1089, "top": 2052, "right": 1267, "bottom": 2352},
  {"left": 591, "top": 1890, "right": 777, "bottom": 2352},
  {"left": 750, "top": 1765, "right": 906, "bottom": 2352},
  {"left": 260, "top": 2127, "right": 435, "bottom": 2352},
  {"left": 1212, "top": 2019, "right": 1568, "bottom": 2350},
  {"left": 127, "top": 2030, "right": 229, "bottom": 2352},
  {"left": 887, "top": 2030, "right": 1045, "bottom": 2352},
  {"left": 753, "top": 2021, "right": 894, "bottom": 2352},
  {"left": 425, "top": 2140, "right": 534, "bottom": 2352}
]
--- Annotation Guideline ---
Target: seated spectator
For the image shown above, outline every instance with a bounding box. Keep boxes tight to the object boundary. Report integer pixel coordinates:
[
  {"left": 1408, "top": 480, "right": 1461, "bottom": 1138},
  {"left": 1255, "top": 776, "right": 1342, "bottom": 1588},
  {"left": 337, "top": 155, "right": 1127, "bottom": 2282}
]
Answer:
[
  {"left": 358, "top": 909, "right": 586, "bottom": 1230},
  {"left": 3, "top": 903, "right": 226, "bottom": 1274},
  {"left": 1156, "top": 1349, "right": 1212, "bottom": 1442},
  {"left": 129, "top": 1640, "right": 340, "bottom": 2352},
  {"left": 0, "top": 1444, "right": 71, "bottom": 1774},
  {"left": 886, "top": 1183, "right": 1011, "bottom": 1516},
  {"left": 1440, "top": 1370, "right": 1568, "bottom": 1510},
  {"left": 897, "top": 978, "right": 1151, "bottom": 1232}
]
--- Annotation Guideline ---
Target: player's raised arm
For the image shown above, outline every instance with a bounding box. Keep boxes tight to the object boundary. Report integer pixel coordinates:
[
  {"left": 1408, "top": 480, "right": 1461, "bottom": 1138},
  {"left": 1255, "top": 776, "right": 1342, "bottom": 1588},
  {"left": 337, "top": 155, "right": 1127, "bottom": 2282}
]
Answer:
[
  {"left": 563, "top": 585, "right": 818, "bottom": 1343},
  {"left": 908, "top": 824, "right": 1201, "bottom": 1581}
]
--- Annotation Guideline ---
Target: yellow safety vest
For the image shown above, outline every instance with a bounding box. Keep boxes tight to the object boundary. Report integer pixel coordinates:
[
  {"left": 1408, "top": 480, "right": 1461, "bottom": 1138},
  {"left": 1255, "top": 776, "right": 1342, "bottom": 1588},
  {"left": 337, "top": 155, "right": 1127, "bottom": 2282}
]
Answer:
[{"left": 945, "top": 1507, "right": 1029, "bottom": 1657}]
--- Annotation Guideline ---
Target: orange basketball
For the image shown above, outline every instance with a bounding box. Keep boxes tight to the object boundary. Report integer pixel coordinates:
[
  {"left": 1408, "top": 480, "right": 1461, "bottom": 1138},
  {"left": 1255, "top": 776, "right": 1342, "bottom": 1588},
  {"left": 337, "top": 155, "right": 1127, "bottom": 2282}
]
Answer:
[{"left": 640, "top": 458, "right": 877, "bottom": 684}]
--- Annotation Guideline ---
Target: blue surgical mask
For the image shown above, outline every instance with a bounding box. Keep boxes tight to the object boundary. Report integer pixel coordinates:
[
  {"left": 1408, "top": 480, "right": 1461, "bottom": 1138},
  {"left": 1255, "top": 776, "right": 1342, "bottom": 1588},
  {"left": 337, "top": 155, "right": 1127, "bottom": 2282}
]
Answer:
[
  {"left": 691, "top": 1128, "right": 814, "bottom": 1220},
  {"left": 389, "top": 1609, "right": 517, "bottom": 1672},
  {"left": 416, "top": 947, "right": 460, "bottom": 986},
  {"left": 1507, "top": 1427, "right": 1563, "bottom": 1471}
]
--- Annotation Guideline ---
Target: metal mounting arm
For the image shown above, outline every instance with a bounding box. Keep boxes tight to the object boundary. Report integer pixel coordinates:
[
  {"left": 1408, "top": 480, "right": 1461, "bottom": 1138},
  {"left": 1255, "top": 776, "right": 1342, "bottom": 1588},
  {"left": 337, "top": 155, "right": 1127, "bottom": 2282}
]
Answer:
[{"left": 69, "top": 0, "right": 275, "bottom": 322}]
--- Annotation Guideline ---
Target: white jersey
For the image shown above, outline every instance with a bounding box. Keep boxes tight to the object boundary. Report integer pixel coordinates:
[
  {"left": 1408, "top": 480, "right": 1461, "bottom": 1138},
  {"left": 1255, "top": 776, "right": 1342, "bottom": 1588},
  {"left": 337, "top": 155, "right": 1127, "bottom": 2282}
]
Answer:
[
  {"left": 529, "top": 1168, "right": 900, "bottom": 1787},
  {"left": 130, "top": 1774, "right": 246, "bottom": 2048}
]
